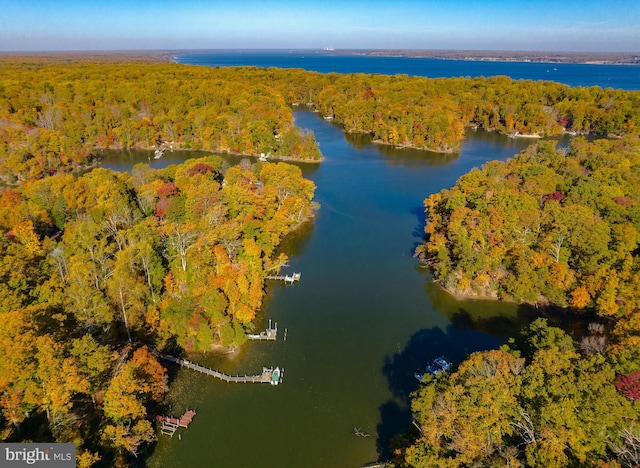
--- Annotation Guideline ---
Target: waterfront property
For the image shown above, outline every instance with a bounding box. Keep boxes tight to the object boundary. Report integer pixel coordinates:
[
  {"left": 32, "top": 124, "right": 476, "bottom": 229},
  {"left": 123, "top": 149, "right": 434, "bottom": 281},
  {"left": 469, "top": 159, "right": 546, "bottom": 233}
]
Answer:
[
  {"left": 147, "top": 114, "right": 542, "bottom": 468},
  {"left": 265, "top": 272, "right": 301, "bottom": 283},
  {"left": 247, "top": 320, "right": 278, "bottom": 341},
  {"left": 155, "top": 409, "right": 196, "bottom": 437},
  {"left": 155, "top": 352, "right": 283, "bottom": 385}
]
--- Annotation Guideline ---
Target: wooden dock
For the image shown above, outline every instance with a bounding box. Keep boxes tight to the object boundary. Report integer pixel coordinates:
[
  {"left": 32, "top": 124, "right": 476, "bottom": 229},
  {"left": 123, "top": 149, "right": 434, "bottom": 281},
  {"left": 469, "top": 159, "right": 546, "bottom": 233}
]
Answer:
[
  {"left": 265, "top": 272, "right": 301, "bottom": 283},
  {"left": 155, "top": 352, "right": 282, "bottom": 385},
  {"left": 155, "top": 409, "right": 196, "bottom": 436},
  {"left": 247, "top": 320, "right": 278, "bottom": 340}
]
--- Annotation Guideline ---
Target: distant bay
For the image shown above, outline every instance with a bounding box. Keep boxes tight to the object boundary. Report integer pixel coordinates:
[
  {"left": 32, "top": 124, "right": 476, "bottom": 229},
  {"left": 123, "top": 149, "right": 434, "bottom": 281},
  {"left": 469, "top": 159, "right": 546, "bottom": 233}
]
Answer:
[{"left": 175, "top": 50, "right": 640, "bottom": 91}]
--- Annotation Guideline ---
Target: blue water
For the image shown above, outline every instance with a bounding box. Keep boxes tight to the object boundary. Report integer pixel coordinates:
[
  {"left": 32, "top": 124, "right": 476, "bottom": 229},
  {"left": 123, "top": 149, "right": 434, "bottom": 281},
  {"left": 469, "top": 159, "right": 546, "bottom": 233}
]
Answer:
[
  {"left": 176, "top": 50, "right": 640, "bottom": 91},
  {"left": 146, "top": 119, "right": 544, "bottom": 468}
]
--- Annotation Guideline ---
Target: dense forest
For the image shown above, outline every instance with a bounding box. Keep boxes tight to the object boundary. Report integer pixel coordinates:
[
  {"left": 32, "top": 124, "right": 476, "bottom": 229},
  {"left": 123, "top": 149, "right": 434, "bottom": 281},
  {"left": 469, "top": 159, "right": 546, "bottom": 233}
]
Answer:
[
  {"left": 407, "top": 136, "right": 640, "bottom": 466},
  {"left": 415, "top": 137, "right": 640, "bottom": 312},
  {"left": 247, "top": 66, "right": 640, "bottom": 152},
  {"left": 0, "top": 59, "right": 322, "bottom": 184},
  {"left": 1, "top": 56, "right": 640, "bottom": 466},
  {"left": 0, "top": 154, "right": 315, "bottom": 465},
  {"left": 2, "top": 58, "right": 639, "bottom": 184},
  {"left": 400, "top": 318, "right": 640, "bottom": 467}
]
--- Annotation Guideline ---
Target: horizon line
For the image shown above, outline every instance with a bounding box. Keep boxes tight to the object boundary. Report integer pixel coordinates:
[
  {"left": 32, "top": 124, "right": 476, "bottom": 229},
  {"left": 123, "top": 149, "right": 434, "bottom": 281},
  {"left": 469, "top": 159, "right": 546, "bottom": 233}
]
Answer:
[{"left": 1, "top": 47, "right": 639, "bottom": 55}]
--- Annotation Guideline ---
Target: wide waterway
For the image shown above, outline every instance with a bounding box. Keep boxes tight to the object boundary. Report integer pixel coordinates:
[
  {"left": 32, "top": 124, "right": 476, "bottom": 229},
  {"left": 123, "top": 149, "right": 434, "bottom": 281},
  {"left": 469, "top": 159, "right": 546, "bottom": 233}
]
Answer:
[
  {"left": 176, "top": 50, "right": 640, "bottom": 90},
  {"left": 99, "top": 113, "right": 582, "bottom": 467}
]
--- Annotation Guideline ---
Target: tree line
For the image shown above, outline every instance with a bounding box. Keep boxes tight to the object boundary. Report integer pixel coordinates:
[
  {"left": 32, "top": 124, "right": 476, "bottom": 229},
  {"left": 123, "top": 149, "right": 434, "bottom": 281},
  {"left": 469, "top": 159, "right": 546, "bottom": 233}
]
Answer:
[
  {"left": 238, "top": 67, "right": 639, "bottom": 152},
  {"left": 2, "top": 58, "right": 638, "bottom": 184}
]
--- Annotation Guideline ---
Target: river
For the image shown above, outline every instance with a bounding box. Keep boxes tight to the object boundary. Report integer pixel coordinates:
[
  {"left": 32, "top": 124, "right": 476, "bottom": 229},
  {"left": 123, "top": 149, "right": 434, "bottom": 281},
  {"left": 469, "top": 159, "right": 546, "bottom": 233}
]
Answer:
[{"left": 106, "top": 113, "right": 575, "bottom": 467}]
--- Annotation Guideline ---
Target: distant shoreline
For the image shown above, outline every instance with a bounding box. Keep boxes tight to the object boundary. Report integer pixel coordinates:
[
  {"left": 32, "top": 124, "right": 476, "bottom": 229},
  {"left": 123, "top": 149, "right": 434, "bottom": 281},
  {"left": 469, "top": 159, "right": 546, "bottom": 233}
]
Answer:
[
  {"left": 351, "top": 49, "right": 640, "bottom": 65},
  {"left": 172, "top": 49, "right": 640, "bottom": 66},
  {"left": 2, "top": 49, "right": 639, "bottom": 66}
]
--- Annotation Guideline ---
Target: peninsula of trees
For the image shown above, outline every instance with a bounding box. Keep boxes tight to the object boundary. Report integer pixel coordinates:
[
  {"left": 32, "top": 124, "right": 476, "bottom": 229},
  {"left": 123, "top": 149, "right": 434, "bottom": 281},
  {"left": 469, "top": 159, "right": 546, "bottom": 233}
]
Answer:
[
  {"left": 415, "top": 137, "right": 640, "bottom": 312},
  {"left": 406, "top": 135, "right": 640, "bottom": 466},
  {"left": 0, "top": 58, "right": 322, "bottom": 184},
  {"left": 401, "top": 318, "right": 640, "bottom": 467},
  {"left": 0, "top": 154, "right": 315, "bottom": 465},
  {"left": 0, "top": 57, "right": 321, "bottom": 467}
]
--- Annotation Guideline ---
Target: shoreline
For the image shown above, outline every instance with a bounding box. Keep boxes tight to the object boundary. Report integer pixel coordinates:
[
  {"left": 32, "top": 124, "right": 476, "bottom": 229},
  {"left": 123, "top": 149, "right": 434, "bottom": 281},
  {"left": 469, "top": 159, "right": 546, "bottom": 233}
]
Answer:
[
  {"left": 371, "top": 138, "right": 457, "bottom": 154},
  {"left": 188, "top": 216, "right": 315, "bottom": 356},
  {"left": 169, "top": 49, "right": 640, "bottom": 66},
  {"left": 509, "top": 131, "right": 542, "bottom": 139},
  {"left": 1, "top": 145, "right": 322, "bottom": 188},
  {"left": 341, "top": 49, "right": 640, "bottom": 66},
  {"left": 3, "top": 49, "right": 637, "bottom": 67},
  {"left": 418, "top": 264, "right": 503, "bottom": 302},
  {"left": 99, "top": 143, "right": 324, "bottom": 165},
  {"left": 127, "top": 139, "right": 324, "bottom": 164}
]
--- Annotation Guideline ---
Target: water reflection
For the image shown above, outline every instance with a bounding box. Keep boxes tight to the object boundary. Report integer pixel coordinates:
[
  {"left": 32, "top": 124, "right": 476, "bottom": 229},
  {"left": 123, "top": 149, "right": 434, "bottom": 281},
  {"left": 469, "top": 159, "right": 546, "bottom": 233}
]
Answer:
[
  {"left": 378, "top": 321, "right": 504, "bottom": 458},
  {"left": 410, "top": 205, "right": 427, "bottom": 254},
  {"left": 98, "top": 147, "right": 323, "bottom": 177},
  {"left": 343, "top": 132, "right": 461, "bottom": 168},
  {"left": 378, "top": 144, "right": 460, "bottom": 168},
  {"left": 272, "top": 218, "right": 316, "bottom": 260}
]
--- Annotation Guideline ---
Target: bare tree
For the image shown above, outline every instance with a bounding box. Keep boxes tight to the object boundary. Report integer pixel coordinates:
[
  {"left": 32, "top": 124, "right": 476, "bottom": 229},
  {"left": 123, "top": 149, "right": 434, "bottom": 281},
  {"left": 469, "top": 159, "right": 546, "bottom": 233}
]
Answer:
[
  {"left": 165, "top": 224, "right": 198, "bottom": 272},
  {"left": 511, "top": 407, "right": 536, "bottom": 446},
  {"left": 611, "top": 426, "right": 640, "bottom": 467},
  {"left": 580, "top": 335, "right": 607, "bottom": 355},
  {"left": 549, "top": 233, "right": 565, "bottom": 263}
]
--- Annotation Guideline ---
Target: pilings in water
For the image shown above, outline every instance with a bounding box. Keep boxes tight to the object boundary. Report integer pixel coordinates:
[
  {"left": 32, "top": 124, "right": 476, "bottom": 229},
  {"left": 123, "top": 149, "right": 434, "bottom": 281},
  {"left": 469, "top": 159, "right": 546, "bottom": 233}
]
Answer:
[
  {"left": 155, "top": 352, "right": 283, "bottom": 385},
  {"left": 160, "top": 421, "right": 178, "bottom": 437}
]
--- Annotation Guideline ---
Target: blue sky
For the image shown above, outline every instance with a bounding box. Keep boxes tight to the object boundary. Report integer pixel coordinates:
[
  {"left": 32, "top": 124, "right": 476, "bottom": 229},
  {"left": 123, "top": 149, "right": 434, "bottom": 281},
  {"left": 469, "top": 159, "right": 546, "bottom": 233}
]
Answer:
[{"left": 1, "top": 0, "right": 639, "bottom": 52}]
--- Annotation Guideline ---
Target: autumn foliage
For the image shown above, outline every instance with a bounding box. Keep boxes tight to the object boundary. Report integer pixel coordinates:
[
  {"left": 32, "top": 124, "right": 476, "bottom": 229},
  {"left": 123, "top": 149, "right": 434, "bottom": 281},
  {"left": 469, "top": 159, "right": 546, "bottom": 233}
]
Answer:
[
  {"left": 402, "top": 320, "right": 639, "bottom": 467},
  {"left": 416, "top": 137, "right": 640, "bottom": 317},
  {"left": 616, "top": 370, "right": 640, "bottom": 401},
  {"left": 2, "top": 56, "right": 639, "bottom": 466},
  {"left": 0, "top": 58, "right": 322, "bottom": 184},
  {"left": 2, "top": 58, "right": 639, "bottom": 184},
  {"left": 0, "top": 147, "right": 314, "bottom": 463},
  {"left": 407, "top": 135, "right": 640, "bottom": 467}
]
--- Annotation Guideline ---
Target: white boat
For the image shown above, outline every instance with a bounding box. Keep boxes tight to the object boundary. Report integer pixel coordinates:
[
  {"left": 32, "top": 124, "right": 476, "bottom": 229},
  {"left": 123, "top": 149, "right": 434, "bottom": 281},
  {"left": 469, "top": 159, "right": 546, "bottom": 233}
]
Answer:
[{"left": 270, "top": 367, "right": 281, "bottom": 385}]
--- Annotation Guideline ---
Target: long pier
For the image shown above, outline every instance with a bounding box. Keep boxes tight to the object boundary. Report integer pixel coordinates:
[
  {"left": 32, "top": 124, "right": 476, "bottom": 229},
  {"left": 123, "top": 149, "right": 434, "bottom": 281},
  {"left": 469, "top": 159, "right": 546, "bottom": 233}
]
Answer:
[
  {"left": 265, "top": 272, "right": 301, "bottom": 283},
  {"left": 155, "top": 352, "right": 282, "bottom": 385}
]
